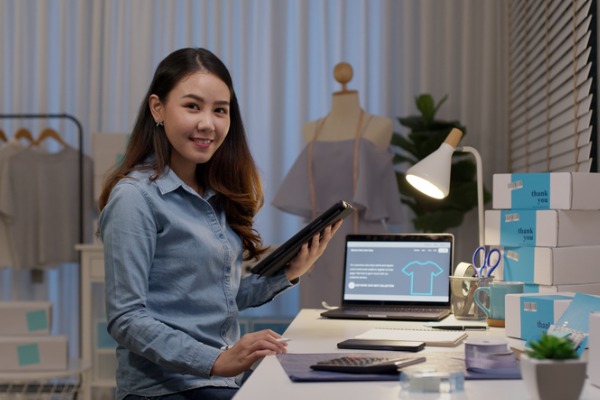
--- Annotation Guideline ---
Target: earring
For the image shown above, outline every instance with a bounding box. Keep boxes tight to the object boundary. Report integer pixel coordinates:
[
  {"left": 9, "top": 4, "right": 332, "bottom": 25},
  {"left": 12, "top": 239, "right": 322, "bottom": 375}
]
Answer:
[{"left": 155, "top": 120, "right": 164, "bottom": 127}]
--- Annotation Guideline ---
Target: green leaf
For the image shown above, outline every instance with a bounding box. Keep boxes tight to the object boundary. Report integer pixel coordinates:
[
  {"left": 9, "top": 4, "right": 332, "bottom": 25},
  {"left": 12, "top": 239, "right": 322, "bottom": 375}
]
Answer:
[
  {"left": 525, "top": 333, "right": 579, "bottom": 360},
  {"left": 415, "top": 94, "right": 436, "bottom": 123}
]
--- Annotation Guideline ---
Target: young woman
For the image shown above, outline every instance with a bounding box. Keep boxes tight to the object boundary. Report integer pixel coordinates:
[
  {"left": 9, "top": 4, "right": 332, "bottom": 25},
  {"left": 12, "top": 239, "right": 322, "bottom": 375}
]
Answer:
[{"left": 98, "top": 48, "right": 341, "bottom": 400}]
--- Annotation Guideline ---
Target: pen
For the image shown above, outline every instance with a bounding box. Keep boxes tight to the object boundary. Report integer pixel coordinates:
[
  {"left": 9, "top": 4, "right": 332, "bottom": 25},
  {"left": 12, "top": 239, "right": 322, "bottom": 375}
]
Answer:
[{"left": 429, "top": 325, "right": 487, "bottom": 331}]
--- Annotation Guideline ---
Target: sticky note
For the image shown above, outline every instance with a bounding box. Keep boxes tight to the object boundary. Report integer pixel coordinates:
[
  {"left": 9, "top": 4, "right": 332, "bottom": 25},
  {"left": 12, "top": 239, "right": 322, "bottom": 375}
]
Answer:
[
  {"left": 26, "top": 310, "right": 49, "bottom": 332},
  {"left": 17, "top": 343, "right": 40, "bottom": 366}
]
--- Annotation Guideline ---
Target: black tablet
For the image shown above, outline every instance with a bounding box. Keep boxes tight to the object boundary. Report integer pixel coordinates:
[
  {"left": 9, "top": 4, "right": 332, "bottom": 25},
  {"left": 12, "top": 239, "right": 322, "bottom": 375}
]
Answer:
[
  {"left": 337, "top": 339, "right": 425, "bottom": 352},
  {"left": 251, "top": 200, "right": 355, "bottom": 276}
]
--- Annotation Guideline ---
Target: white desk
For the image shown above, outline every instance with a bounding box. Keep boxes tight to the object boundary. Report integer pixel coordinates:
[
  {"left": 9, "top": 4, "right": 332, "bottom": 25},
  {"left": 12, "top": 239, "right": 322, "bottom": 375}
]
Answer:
[{"left": 234, "top": 309, "right": 600, "bottom": 400}]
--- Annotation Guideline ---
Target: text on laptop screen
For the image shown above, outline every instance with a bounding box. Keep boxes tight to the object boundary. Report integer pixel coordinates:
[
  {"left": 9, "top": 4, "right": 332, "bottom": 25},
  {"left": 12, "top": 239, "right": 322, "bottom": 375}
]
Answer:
[{"left": 343, "top": 239, "right": 451, "bottom": 303}]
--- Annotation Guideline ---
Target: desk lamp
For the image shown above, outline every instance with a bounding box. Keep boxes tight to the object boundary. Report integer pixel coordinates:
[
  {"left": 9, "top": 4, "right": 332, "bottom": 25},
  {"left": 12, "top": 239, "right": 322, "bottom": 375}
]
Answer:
[{"left": 405, "top": 128, "right": 484, "bottom": 247}]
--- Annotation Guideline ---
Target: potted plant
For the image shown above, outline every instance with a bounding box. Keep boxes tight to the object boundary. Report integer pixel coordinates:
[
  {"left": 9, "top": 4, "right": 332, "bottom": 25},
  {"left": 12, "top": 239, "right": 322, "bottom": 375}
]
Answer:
[
  {"left": 520, "top": 333, "right": 587, "bottom": 400},
  {"left": 391, "top": 94, "right": 491, "bottom": 232}
]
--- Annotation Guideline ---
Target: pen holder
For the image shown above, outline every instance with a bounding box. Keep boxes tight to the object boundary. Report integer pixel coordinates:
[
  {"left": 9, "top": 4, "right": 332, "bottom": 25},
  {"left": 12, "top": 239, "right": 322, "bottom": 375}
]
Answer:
[{"left": 449, "top": 276, "right": 494, "bottom": 320}]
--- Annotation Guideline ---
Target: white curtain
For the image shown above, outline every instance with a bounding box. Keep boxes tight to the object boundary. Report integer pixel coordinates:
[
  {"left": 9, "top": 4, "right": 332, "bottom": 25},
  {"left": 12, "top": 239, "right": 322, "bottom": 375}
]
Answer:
[{"left": 0, "top": 0, "right": 507, "bottom": 353}]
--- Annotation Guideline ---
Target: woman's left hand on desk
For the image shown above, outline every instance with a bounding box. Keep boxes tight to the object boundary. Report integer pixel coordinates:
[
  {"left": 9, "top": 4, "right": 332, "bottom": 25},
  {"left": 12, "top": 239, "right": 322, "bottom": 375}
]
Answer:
[{"left": 211, "top": 330, "right": 288, "bottom": 377}]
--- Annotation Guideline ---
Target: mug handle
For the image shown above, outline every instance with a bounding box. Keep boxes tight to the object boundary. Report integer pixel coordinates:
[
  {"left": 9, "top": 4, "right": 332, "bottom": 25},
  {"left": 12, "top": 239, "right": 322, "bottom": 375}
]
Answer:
[{"left": 473, "top": 287, "right": 492, "bottom": 318}]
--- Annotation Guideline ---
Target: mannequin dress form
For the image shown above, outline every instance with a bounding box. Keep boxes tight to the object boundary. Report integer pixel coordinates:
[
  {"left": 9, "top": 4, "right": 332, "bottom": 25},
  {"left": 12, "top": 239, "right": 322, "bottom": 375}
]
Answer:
[{"left": 273, "top": 62, "right": 403, "bottom": 309}]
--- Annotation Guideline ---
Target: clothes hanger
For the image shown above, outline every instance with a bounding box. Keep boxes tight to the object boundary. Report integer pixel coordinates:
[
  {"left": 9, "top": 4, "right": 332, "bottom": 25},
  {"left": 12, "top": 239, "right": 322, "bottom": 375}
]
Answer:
[
  {"left": 14, "top": 128, "right": 34, "bottom": 143},
  {"left": 0, "top": 129, "right": 7, "bottom": 143},
  {"left": 33, "top": 128, "right": 70, "bottom": 148}
]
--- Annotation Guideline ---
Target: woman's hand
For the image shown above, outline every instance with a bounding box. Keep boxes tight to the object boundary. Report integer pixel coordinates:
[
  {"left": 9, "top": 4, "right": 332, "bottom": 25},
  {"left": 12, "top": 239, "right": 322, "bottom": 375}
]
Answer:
[
  {"left": 284, "top": 219, "right": 343, "bottom": 282},
  {"left": 210, "top": 330, "right": 288, "bottom": 377}
]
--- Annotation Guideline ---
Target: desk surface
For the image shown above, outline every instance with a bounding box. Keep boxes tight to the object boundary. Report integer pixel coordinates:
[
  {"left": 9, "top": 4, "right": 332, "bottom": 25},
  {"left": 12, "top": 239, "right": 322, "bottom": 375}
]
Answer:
[{"left": 233, "top": 308, "right": 600, "bottom": 400}]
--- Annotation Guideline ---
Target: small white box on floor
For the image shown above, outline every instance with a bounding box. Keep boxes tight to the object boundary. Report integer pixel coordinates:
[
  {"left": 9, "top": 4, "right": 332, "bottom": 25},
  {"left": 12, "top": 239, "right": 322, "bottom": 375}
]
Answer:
[
  {"left": 493, "top": 172, "right": 600, "bottom": 210},
  {"left": 0, "top": 335, "right": 67, "bottom": 371},
  {"left": 0, "top": 301, "right": 52, "bottom": 335},
  {"left": 485, "top": 209, "right": 600, "bottom": 247},
  {"left": 505, "top": 293, "right": 574, "bottom": 342},
  {"left": 501, "top": 246, "right": 600, "bottom": 285},
  {"left": 589, "top": 312, "right": 600, "bottom": 388}
]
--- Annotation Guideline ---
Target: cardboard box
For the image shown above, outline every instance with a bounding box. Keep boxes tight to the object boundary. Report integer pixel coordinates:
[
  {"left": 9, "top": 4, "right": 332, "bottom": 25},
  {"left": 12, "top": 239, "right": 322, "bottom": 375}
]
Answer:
[
  {"left": 92, "top": 133, "right": 129, "bottom": 202},
  {"left": 589, "top": 312, "right": 600, "bottom": 388},
  {"left": 484, "top": 209, "right": 600, "bottom": 247},
  {"left": 500, "top": 246, "right": 600, "bottom": 285},
  {"left": 524, "top": 283, "right": 600, "bottom": 296},
  {"left": 505, "top": 293, "right": 574, "bottom": 342},
  {"left": 493, "top": 172, "right": 600, "bottom": 210},
  {"left": 0, "top": 301, "right": 52, "bottom": 335},
  {"left": 0, "top": 335, "right": 67, "bottom": 371}
]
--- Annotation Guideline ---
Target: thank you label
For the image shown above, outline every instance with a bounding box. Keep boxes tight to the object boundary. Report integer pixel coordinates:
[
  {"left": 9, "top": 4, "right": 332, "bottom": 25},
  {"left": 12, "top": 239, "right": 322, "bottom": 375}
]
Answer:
[
  {"left": 500, "top": 210, "right": 537, "bottom": 246},
  {"left": 511, "top": 173, "right": 550, "bottom": 209}
]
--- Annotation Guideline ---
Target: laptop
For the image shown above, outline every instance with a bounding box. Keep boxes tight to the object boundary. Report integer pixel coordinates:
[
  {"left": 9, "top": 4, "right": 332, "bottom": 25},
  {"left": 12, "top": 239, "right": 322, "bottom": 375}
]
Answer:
[{"left": 320, "top": 233, "right": 454, "bottom": 321}]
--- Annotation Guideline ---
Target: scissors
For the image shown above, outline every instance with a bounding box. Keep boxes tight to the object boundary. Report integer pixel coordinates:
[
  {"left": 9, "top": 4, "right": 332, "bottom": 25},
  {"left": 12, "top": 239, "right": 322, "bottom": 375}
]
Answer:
[{"left": 472, "top": 246, "right": 501, "bottom": 277}]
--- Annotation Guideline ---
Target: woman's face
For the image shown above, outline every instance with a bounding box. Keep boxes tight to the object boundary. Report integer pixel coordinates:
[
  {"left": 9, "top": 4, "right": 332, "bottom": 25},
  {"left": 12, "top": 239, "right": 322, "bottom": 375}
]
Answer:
[{"left": 149, "top": 71, "right": 231, "bottom": 177}]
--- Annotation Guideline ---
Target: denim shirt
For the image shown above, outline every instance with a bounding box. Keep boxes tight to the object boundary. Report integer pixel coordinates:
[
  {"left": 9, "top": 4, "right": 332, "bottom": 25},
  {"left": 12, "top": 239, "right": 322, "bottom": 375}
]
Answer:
[{"left": 99, "top": 166, "right": 294, "bottom": 399}]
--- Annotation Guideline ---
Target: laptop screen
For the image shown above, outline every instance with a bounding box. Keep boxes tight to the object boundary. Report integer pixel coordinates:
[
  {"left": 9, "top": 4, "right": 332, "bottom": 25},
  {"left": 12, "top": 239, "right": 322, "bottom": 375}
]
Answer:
[{"left": 341, "top": 234, "right": 454, "bottom": 306}]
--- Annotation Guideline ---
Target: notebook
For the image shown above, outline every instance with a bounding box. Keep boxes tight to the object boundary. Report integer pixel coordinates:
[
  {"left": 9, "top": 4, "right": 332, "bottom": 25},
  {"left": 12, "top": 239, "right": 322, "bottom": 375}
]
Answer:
[
  {"left": 320, "top": 233, "right": 454, "bottom": 321},
  {"left": 351, "top": 327, "right": 467, "bottom": 347}
]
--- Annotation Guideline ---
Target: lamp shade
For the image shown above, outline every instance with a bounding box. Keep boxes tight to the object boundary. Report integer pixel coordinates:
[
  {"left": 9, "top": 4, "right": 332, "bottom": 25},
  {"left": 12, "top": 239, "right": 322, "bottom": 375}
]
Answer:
[
  {"left": 405, "top": 128, "right": 464, "bottom": 199},
  {"left": 406, "top": 144, "right": 454, "bottom": 199}
]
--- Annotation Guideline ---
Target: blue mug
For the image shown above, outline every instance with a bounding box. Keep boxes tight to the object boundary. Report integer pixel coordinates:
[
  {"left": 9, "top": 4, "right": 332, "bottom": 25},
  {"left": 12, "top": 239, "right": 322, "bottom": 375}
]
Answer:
[{"left": 474, "top": 281, "right": 523, "bottom": 327}]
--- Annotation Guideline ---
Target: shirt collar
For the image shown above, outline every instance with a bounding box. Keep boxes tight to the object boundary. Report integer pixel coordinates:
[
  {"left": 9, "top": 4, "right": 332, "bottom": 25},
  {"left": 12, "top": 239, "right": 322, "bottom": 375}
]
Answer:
[{"left": 155, "top": 166, "right": 216, "bottom": 200}]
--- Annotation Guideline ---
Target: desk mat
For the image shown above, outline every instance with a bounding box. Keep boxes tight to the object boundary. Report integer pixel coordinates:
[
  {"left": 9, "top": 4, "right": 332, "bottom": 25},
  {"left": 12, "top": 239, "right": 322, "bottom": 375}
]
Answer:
[
  {"left": 276, "top": 352, "right": 521, "bottom": 382},
  {"left": 276, "top": 353, "right": 401, "bottom": 382}
]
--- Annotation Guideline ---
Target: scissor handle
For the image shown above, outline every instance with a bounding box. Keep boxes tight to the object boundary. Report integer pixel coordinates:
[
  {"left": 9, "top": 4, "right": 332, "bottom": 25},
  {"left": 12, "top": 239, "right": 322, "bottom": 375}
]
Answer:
[
  {"left": 471, "top": 246, "right": 487, "bottom": 277},
  {"left": 485, "top": 248, "right": 502, "bottom": 277},
  {"left": 485, "top": 248, "right": 501, "bottom": 267}
]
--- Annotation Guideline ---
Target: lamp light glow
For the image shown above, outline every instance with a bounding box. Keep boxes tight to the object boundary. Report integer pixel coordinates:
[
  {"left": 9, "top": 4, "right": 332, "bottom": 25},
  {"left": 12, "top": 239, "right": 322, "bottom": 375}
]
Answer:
[{"left": 405, "top": 128, "right": 485, "bottom": 247}]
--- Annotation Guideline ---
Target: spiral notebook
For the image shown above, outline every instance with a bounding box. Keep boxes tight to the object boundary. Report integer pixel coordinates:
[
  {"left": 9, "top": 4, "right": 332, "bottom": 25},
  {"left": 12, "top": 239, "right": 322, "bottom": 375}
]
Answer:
[{"left": 352, "top": 327, "right": 467, "bottom": 347}]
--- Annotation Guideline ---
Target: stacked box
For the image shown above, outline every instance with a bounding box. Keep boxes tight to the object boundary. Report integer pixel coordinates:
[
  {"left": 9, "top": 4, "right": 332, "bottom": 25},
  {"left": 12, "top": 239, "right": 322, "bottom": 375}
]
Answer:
[
  {"left": 92, "top": 133, "right": 129, "bottom": 203},
  {"left": 0, "top": 301, "right": 68, "bottom": 372},
  {"left": 590, "top": 312, "right": 600, "bottom": 388},
  {"left": 505, "top": 293, "right": 574, "bottom": 342},
  {"left": 0, "top": 301, "right": 52, "bottom": 335},
  {"left": 485, "top": 173, "right": 600, "bottom": 290}
]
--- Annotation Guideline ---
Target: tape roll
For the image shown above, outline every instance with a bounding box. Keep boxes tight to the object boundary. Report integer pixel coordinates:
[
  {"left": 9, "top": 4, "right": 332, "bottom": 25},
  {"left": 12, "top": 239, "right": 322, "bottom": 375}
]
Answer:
[
  {"left": 465, "top": 338, "right": 516, "bottom": 370},
  {"left": 454, "top": 262, "right": 475, "bottom": 277},
  {"left": 450, "top": 262, "right": 476, "bottom": 296}
]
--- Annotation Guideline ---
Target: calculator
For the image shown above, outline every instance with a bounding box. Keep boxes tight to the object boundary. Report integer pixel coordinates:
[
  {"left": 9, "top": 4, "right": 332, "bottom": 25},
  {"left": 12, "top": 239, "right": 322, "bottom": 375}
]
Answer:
[{"left": 310, "top": 355, "right": 426, "bottom": 374}]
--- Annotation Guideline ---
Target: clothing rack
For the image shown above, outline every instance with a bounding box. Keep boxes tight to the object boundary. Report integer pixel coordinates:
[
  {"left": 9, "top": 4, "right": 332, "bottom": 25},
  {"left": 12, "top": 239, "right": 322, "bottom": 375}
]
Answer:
[{"left": 0, "top": 113, "right": 84, "bottom": 246}]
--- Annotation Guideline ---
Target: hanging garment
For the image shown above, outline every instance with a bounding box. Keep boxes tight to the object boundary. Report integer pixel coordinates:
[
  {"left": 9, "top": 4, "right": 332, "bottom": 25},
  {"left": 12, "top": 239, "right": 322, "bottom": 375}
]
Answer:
[
  {"left": 0, "top": 141, "right": 24, "bottom": 268},
  {"left": 0, "top": 147, "right": 94, "bottom": 269}
]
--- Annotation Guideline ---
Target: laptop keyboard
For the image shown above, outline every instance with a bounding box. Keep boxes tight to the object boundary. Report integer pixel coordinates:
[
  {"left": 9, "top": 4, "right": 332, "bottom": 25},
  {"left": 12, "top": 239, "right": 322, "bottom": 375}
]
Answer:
[{"left": 344, "top": 306, "right": 447, "bottom": 314}]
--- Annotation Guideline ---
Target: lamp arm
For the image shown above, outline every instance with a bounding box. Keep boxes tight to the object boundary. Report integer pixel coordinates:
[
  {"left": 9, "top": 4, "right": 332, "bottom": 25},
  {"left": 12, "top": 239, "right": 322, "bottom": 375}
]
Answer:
[{"left": 457, "top": 146, "right": 484, "bottom": 247}]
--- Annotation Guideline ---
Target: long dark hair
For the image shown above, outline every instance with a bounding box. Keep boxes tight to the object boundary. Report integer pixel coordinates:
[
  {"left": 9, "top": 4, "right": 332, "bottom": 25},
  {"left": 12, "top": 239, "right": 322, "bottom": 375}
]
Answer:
[{"left": 99, "top": 48, "right": 266, "bottom": 259}]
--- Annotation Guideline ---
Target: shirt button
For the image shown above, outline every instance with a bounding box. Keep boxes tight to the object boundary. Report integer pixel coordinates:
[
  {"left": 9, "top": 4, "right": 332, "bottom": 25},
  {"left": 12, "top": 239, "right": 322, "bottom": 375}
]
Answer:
[{"left": 229, "top": 300, "right": 234, "bottom": 306}]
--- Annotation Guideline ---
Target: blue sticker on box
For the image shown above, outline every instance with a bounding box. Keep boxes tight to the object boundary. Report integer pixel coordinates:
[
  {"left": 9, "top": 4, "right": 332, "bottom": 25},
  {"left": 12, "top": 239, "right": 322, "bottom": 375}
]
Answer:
[
  {"left": 511, "top": 173, "right": 550, "bottom": 209},
  {"left": 500, "top": 210, "right": 537, "bottom": 246},
  {"left": 17, "top": 343, "right": 40, "bottom": 366},
  {"left": 26, "top": 310, "right": 49, "bottom": 332},
  {"left": 504, "top": 247, "right": 535, "bottom": 283}
]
